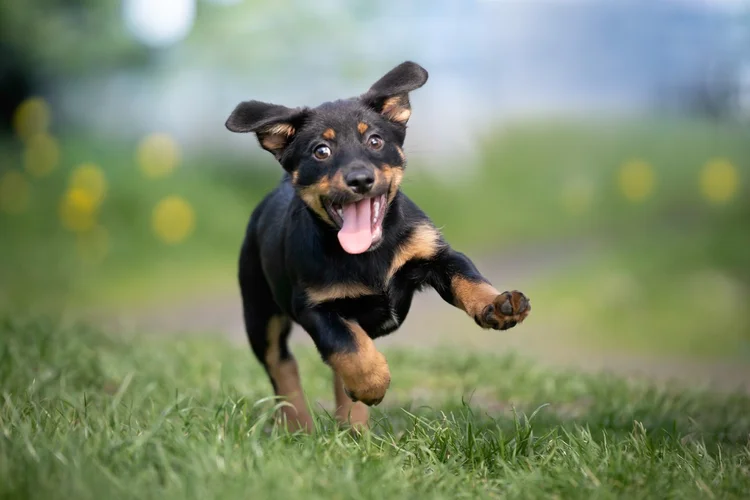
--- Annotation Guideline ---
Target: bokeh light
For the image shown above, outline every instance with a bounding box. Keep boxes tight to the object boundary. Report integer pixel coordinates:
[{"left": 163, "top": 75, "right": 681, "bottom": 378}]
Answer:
[
  {"left": 136, "top": 133, "right": 181, "bottom": 178},
  {"left": 0, "top": 170, "right": 30, "bottom": 214},
  {"left": 618, "top": 159, "right": 655, "bottom": 202},
  {"left": 152, "top": 195, "right": 195, "bottom": 244},
  {"left": 59, "top": 188, "right": 98, "bottom": 233},
  {"left": 700, "top": 158, "right": 740, "bottom": 204},
  {"left": 23, "top": 134, "right": 60, "bottom": 177},
  {"left": 69, "top": 163, "right": 108, "bottom": 207},
  {"left": 76, "top": 225, "right": 110, "bottom": 264},
  {"left": 123, "top": 0, "right": 196, "bottom": 48},
  {"left": 12, "top": 97, "right": 51, "bottom": 142}
]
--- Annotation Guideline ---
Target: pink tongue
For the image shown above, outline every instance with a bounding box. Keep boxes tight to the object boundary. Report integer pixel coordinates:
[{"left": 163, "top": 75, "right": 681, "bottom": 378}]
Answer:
[{"left": 337, "top": 199, "right": 372, "bottom": 254}]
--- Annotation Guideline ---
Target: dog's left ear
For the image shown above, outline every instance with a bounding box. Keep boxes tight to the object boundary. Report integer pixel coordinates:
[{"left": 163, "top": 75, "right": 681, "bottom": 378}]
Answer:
[{"left": 360, "top": 61, "right": 428, "bottom": 125}]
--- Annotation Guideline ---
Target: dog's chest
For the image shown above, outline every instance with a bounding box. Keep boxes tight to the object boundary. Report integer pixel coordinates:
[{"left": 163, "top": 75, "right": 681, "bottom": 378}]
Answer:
[{"left": 349, "top": 282, "right": 416, "bottom": 338}]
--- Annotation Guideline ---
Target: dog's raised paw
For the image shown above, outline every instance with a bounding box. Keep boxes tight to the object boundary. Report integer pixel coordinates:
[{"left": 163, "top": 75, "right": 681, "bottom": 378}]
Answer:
[{"left": 476, "top": 290, "right": 530, "bottom": 330}]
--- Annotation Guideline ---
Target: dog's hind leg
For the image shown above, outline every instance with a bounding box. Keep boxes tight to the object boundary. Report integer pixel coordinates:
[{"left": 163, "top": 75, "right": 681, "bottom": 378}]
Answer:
[{"left": 240, "top": 246, "right": 313, "bottom": 432}]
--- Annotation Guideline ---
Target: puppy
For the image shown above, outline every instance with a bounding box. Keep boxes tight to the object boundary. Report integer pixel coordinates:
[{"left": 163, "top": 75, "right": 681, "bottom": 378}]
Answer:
[{"left": 226, "top": 61, "right": 530, "bottom": 431}]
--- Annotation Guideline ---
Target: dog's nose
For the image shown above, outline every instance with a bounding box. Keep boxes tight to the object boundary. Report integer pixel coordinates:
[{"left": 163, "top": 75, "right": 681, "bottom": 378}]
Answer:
[{"left": 345, "top": 170, "right": 375, "bottom": 194}]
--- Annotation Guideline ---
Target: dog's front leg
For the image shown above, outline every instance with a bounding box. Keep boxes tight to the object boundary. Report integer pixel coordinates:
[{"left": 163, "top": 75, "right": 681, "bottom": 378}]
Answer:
[
  {"left": 294, "top": 300, "right": 391, "bottom": 406},
  {"left": 427, "top": 246, "right": 531, "bottom": 330}
]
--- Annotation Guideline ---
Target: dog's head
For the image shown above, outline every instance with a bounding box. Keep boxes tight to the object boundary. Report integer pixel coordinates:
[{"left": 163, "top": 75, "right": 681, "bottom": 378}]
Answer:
[{"left": 226, "top": 61, "right": 428, "bottom": 254}]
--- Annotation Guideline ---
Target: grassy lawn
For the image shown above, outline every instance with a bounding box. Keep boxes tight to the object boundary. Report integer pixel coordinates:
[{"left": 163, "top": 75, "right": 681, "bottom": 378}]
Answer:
[{"left": 2, "top": 316, "right": 749, "bottom": 499}]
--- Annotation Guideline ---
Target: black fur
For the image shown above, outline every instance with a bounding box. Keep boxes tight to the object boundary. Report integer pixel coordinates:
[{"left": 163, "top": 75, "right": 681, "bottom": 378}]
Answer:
[{"left": 227, "top": 61, "right": 529, "bottom": 409}]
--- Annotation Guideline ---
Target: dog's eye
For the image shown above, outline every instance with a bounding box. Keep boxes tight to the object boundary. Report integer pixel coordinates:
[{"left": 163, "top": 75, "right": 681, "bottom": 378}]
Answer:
[
  {"left": 367, "top": 135, "right": 384, "bottom": 150},
  {"left": 313, "top": 144, "right": 331, "bottom": 160}
]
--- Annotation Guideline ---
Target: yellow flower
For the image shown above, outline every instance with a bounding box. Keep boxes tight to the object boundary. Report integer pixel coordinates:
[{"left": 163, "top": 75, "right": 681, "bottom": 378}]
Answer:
[
  {"left": 0, "top": 170, "right": 30, "bottom": 214},
  {"left": 700, "top": 158, "right": 739, "bottom": 204},
  {"left": 618, "top": 159, "right": 655, "bottom": 202},
  {"left": 152, "top": 195, "right": 195, "bottom": 244},
  {"left": 136, "top": 133, "right": 180, "bottom": 178},
  {"left": 23, "top": 133, "right": 60, "bottom": 177},
  {"left": 13, "top": 97, "right": 51, "bottom": 142}
]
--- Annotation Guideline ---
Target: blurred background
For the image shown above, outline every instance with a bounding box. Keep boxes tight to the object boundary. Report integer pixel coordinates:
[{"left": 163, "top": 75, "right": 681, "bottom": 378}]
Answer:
[{"left": 1, "top": 0, "right": 748, "bottom": 386}]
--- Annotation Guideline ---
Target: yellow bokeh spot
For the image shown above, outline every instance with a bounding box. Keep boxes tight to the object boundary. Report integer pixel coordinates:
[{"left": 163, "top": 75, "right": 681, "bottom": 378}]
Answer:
[
  {"left": 618, "top": 159, "right": 655, "bottom": 202},
  {"left": 700, "top": 158, "right": 739, "bottom": 204},
  {"left": 136, "top": 133, "right": 180, "bottom": 178},
  {"left": 23, "top": 133, "right": 60, "bottom": 177},
  {"left": 152, "top": 196, "right": 195, "bottom": 244},
  {"left": 0, "top": 170, "right": 30, "bottom": 214},
  {"left": 69, "top": 163, "right": 107, "bottom": 207},
  {"left": 60, "top": 188, "right": 98, "bottom": 233},
  {"left": 76, "top": 225, "right": 110, "bottom": 264},
  {"left": 13, "top": 97, "right": 51, "bottom": 142}
]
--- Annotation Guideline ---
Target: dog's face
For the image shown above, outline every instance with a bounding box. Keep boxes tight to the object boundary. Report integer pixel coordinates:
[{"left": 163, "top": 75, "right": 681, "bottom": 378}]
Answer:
[{"left": 226, "top": 61, "right": 428, "bottom": 254}]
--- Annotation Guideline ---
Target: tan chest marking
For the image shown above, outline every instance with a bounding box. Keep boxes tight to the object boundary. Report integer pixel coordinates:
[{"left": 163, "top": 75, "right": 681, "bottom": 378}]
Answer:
[{"left": 306, "top": 282, "right": 378, "bottom": 305}]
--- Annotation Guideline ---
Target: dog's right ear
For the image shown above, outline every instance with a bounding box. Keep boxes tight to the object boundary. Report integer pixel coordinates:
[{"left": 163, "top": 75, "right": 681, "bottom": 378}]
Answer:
[
  {"left": 360, "top": 61, "right": 428, "bottom": 126},
  {"left": 225, "top": 100, "right": 307, "bottom": 161}
]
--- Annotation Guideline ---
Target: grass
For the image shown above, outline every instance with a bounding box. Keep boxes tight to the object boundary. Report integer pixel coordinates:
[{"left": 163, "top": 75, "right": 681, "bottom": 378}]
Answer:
[{"left": 2, "top": 315, "right": 749, "bottom": 499}]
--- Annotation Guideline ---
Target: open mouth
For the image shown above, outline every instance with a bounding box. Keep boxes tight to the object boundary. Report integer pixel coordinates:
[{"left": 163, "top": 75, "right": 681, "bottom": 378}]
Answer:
[{"left": 324, "top": 194, "right": 387, "bottom": 254}]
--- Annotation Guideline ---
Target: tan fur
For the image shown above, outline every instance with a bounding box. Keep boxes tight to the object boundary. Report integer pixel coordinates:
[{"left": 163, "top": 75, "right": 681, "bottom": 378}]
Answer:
[
  {"left": 381, "top": 164, "right": 405, "bottom": 205},
  {"left": 381, "top": 96, "right": 411, "bottom": 124},
  {"left": 298, "top": 176, "right": 334, "bottom": 226},
  {"left": 450, "top": 277, "right": 500, "bottom": 318},
  {"left": 390, "top": 108, "right": 411, "bottom": 123},
  {"left": 386, "top": 223, "right": 442, "bottom": 282},
  {"left": 334, "top": 374, "right": 369, "bottom": 429},
  {"left": 382, "top": 165, "right": 404, "bottom": 205},
  {"left": 357, "top": 122, "right": 369, "bottom": 134},
  {"left": 330, "top": 170, "right": 348, "bottom": 191},
  {"left": 322, "top": 128, "right": 336, "bottom": 140},
  {"left": 260, "top": 123, "right": 296, "bottom": 153},
  {"left": 395, "top": 146, "right": 406, "bottom": 163},
  {"left": 260, "top": 134, "right": 287, "bottom": 151},
  {"left": 381, "top": 96, "right": 401, "bottom": 114},
  {"left": 267, "top": 123, "right": 295, "bottom": 136},
  {"left": 328, "top": 320, "right": 390, "bottom": 405},
  {"left": 265, "top": 316, "right": 313, "bottom": 432},
  {"left": 306, "top": 283, "right": 378, "bottom": 305}
]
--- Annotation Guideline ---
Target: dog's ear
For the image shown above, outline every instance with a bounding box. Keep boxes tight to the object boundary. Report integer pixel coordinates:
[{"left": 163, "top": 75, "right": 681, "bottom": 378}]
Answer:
[
  {"left": 225, "top": 100, "right": 307, "bottom": 160},
  {"left": 360, "top": 61, "right": 428, "bottom": 126}
]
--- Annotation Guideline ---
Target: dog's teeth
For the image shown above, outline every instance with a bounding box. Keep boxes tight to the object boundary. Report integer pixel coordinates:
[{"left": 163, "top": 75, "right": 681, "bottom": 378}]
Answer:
[
  {"left": 373, "top": 200, "right": 380, "bottom": 215},
  {"left": 336, "top": 208, "right": 343, "bottom": 218}
]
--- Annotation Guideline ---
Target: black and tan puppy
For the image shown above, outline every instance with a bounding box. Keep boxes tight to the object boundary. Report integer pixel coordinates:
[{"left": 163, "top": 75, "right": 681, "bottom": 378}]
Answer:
[{"left": 226, "top": 61, "right": 530, "bottom": 432}]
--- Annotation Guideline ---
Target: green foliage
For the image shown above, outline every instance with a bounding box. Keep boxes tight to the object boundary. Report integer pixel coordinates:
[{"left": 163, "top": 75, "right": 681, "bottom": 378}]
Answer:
[{"left": 0, "top": 0, "right": 144, "bottom": 77}]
